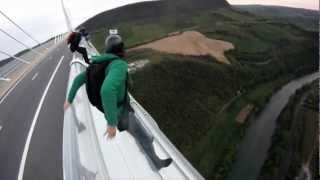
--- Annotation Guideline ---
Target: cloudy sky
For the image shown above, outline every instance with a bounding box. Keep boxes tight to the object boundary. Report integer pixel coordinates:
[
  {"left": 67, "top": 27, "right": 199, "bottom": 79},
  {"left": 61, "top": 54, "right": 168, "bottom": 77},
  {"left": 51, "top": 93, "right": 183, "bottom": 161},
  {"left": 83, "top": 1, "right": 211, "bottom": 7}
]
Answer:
[
  {"left": 228, "top": 0, "right": 318, "bottom": 10},
  {"left": 0, "top": 0, "right": 318, "bottom": 60}
]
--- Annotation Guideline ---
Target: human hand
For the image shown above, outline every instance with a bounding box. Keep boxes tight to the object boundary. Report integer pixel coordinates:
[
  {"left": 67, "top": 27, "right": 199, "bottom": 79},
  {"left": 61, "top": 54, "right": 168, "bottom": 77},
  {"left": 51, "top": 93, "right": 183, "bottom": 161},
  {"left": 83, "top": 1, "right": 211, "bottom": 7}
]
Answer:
[
  {"left": 104, "top": 126, "right": 117, "bottom": 139},
  {"left": 63, "top": 101, "right": 71, "bottom": 111}
]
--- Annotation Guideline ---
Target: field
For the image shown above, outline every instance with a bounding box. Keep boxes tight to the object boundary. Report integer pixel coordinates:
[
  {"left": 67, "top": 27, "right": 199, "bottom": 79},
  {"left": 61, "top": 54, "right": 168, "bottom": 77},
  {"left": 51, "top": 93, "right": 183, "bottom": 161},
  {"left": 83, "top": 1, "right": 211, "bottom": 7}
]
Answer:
[
  {"left": 90, "top": 7, "right": 318, "bottom": 179},
  {"left": 131, "top": 31, "right": 234, "bottom": 64}
]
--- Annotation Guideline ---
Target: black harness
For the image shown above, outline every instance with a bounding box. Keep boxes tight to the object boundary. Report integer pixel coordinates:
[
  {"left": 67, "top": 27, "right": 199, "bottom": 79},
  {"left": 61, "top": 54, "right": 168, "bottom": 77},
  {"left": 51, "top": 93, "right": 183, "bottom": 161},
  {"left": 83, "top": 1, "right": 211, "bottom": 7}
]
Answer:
[
  {"left": 69, "top": 33, "right": 82, "bottom": 52},
  {"left": 85, "top": 58, "right": 128, "bottom": 113}
]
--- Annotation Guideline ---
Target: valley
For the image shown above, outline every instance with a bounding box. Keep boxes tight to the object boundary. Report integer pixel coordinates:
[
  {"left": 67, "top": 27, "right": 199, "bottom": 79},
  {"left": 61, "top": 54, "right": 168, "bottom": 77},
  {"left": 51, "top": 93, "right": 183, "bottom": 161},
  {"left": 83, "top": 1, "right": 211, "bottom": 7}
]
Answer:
[{"left": 82, "top": 0, "right": 318, "bottom": 179}]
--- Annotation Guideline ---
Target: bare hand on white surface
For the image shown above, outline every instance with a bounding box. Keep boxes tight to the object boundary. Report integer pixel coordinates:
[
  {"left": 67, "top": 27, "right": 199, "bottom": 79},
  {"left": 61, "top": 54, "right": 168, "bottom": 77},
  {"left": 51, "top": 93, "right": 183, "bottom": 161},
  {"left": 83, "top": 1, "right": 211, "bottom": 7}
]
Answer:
[
  {"left": 104, "top": 126, "right": 117, "bottom": 139},
  {"left": 63, "top": 101, "right": 71, "bottom": 111}
]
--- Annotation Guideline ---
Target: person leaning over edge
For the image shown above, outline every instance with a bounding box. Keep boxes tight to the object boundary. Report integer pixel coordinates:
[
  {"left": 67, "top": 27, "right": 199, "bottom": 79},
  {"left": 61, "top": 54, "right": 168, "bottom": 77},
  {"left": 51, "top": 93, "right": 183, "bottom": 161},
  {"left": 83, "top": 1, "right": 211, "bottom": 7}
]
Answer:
[
  {"left": 67, "top": 27, "right": 90, "bottom": 64},
  {"left": 63, "top": 33, "right": 172, "bottom": 170}
]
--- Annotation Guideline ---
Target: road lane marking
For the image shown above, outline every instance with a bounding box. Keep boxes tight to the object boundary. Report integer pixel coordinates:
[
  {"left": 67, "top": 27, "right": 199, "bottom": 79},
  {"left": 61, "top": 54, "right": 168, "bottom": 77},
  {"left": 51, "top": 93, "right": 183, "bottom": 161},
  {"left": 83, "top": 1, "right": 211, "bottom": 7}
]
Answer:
[
  {"left": 17, "top": 55, "right": 65, "bottom": 180},
  {"left": 0, "top": 77, "right": 11, "bottom": 82},
  {"left": 31, "top": 73, "right": 38, "bottom": 81},
  {"left": 0, "top": 126, "right": 2, "bottom": 132},
  {"left": 0, "top": 41, "right": 56, "bottom": 104},
  {"left": 3, "top": 63, "right": 21, "bottom": 77},
  {"left": 0, "top": 68, "right": 29, "bottom": 105}
]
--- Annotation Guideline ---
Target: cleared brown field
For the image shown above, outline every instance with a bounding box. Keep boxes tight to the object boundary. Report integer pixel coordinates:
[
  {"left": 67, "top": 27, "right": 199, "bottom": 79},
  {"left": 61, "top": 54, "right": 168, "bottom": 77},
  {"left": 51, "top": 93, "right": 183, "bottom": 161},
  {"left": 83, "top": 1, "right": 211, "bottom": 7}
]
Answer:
[{"left": 131, "top": 31, "right": 234, "bottom": 64}]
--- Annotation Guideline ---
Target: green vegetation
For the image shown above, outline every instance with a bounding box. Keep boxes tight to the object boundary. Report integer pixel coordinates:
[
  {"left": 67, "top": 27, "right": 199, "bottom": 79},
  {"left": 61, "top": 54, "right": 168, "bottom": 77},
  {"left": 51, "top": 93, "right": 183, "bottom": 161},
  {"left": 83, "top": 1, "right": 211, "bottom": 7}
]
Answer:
[
  {"left": 128, "top": 51, "right": 300, "bottom": 179},
  {"left": 259, "top": 81, "right": 319, "bottom": 180},
  {"left": 235, "top": 5, "right": 319, "bottom": 32},
  {"left": 91, "top": 16, "right": 195, "bottom": 52},
  {"left": 89, "top": 4, "right": 318, "bottom": 179}
]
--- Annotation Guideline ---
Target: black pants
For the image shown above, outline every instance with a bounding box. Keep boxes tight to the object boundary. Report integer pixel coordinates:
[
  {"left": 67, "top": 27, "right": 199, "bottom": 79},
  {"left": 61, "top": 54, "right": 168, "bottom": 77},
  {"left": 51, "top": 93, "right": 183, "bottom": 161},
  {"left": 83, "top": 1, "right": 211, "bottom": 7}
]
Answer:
[
  {"left": 118, "top": 109, "right": 163, "bottom": 169},
  {"left": 76, "top": 47, "right": 90, "bottom": 64}
]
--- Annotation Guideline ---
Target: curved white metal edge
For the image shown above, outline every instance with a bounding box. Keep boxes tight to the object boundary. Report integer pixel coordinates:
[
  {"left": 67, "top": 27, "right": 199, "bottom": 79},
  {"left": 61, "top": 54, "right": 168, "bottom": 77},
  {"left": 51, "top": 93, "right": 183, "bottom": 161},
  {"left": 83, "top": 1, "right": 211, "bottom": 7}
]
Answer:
[
  {"left": 63, "top": 41, "right": 205, "bottom": 180},
  {"left": 63, "top": 59, "right": 110, "bottom": 180},
  {"left": 63, "top": 66, "right": 82, "bottom": 180},
  {"left": 62, "top": 107, "right": 81, "bottom": 180}
]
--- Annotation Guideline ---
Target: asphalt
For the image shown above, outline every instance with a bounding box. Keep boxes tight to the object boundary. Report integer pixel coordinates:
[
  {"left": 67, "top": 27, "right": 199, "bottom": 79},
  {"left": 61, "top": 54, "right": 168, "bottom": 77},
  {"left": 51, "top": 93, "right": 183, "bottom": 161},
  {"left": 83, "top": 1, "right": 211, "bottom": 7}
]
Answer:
[
  {"left": 0, "top": 40, "right": 54, "bottom": 78},
  {"left": 0, "top": 42, "right": 72, "bottom": 180}
]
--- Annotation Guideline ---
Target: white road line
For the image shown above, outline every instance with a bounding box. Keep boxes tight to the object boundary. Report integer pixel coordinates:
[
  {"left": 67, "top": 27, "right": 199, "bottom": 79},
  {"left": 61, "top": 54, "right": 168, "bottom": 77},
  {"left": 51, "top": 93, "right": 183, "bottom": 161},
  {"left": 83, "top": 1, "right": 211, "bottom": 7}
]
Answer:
[
  {"left": 17, "top": 55, "right": 65, "bottom": 180},
  {"left": 0, "top": 126, "right": 2, "bottom": 132},
  {"left": 0, "top": 77, "right": 11, "bottom": 82},
  {"left": 0, "top": 61, "right": 16, "bottom": 76},
  {"left": 3, "top": 64, "right": 21, "bottom": 77},
  {"left": 0, "top": 68, "right": 29, "bottom": 105},
  {"left": 31, "top": 73, "right": 38, "bottom": 81}
]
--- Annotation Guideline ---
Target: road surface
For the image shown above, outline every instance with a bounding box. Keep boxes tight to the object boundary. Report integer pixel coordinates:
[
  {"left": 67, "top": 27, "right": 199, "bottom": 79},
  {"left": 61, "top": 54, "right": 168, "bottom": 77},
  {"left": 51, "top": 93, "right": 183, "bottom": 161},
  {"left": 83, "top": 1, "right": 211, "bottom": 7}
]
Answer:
[
  {"left": 0, "top": 42, "right": 72, "bottom": 180},
  {"left": 0, "top": 39, "right": 54, "bottom": 78}
]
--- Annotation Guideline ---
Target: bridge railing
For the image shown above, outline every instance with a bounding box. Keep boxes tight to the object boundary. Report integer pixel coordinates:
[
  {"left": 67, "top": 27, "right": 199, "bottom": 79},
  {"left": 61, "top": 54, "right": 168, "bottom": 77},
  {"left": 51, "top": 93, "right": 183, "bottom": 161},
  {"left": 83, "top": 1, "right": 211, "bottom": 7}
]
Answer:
[{"left": 63, "top": 41, "right": 204, "bottom": 180}]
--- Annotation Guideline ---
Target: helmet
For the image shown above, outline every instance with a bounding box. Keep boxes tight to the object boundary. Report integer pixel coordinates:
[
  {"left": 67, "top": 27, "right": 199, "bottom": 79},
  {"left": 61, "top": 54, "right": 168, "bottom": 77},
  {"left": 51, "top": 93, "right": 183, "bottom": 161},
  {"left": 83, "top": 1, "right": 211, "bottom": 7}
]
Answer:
[
  {"left": 105, "top": 34, "right": 124, "bottom": 56},
  {"left": 79, "top": 27, "right": 86, "bottom": 33},
  {"left": 78, "top": 27, "right": 88, "bottom": 36}
]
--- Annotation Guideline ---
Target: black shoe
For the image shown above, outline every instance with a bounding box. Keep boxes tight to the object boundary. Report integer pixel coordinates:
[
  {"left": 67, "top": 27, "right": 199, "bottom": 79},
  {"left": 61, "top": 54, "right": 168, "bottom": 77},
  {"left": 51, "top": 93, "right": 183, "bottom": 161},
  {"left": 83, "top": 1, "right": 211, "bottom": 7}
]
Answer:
[
  {"left": 117, "top": 113, "right": 129, "bottom": 132},
  {"left": 154, "top": 158, "right": 173, "bottom": 170}
]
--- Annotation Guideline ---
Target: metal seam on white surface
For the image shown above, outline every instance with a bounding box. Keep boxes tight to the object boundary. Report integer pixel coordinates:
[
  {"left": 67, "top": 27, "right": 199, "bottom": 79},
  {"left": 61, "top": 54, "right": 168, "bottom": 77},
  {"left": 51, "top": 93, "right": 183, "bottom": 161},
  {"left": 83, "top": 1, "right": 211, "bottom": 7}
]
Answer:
[
  {"left": 84, "top": 88, "right": 110, "bottom": 179},
  {"left": 73, "top": 62, "right": 110, "bottom": 179},
  {"left": 115, "top": 140, "right": 136, "bottom": 180},
  {"left": 17, "top": 55, "right": 65, "bottom": 180}
]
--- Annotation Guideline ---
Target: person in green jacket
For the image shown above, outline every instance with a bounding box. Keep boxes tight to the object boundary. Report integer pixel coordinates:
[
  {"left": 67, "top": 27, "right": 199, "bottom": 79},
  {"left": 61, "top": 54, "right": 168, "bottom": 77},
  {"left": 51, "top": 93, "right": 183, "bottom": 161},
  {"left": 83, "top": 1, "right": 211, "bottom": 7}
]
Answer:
[
  {"left": 64, "top": 34, "right": 127, "bottom": 138},
  {"left": 64, "top": 33, "right": 172, "bottom": 170}
]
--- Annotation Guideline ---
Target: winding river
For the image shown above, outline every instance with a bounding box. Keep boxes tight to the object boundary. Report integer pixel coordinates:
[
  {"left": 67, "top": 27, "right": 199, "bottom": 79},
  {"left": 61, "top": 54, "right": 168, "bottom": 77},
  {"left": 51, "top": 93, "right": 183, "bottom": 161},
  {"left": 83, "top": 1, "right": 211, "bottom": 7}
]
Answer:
[{"left": 227, "top": 72, "right": 319, "bottom": 180}]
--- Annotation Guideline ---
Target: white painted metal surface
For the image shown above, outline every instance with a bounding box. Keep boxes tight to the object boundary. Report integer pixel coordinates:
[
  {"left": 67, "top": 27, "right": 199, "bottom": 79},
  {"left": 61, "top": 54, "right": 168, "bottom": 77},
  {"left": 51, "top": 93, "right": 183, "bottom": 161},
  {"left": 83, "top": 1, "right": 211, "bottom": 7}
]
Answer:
[{"left": 63, "top": 42, "right": 204, "bottom": 180}]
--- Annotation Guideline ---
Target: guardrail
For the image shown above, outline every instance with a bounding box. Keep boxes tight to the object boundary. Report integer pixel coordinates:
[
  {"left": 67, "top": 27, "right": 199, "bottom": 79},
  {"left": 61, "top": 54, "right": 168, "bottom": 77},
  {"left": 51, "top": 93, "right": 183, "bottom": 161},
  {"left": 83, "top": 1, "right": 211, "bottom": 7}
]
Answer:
[{"left": 63, "top": 41, "right": 204, "bottom": 180}]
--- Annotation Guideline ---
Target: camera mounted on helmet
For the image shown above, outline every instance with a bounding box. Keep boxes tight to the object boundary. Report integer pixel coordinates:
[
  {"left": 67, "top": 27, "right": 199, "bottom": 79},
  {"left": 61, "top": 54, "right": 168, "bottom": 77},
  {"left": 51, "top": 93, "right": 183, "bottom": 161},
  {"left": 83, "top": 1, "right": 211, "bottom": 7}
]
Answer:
[{"left": 105, "top": 29, "right": 125, "bottom": 57}]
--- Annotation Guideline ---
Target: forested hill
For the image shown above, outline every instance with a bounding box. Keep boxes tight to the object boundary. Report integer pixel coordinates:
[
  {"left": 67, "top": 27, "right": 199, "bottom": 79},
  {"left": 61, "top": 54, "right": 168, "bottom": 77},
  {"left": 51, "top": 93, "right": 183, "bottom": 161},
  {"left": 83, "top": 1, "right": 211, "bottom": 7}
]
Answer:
[
  {"left": 235, "top": 5, "right": 318, "bottom": 31},
  {"left": 80, "top": 0, "right": 230, "bottom": 31},
  {"left": 84, "top": 1, "right": 318, "bottom": 179}
]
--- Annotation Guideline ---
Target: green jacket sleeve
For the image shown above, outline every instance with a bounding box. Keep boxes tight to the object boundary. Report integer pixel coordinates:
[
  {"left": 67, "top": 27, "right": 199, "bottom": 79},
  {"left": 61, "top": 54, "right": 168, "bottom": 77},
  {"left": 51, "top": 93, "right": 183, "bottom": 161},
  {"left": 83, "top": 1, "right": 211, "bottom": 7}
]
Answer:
[
  {"left": 100, "top": 61, "right": 128, "bottom": 127},
  {"left": 67, "top": 72, "right": 86, "bottom": 103}
]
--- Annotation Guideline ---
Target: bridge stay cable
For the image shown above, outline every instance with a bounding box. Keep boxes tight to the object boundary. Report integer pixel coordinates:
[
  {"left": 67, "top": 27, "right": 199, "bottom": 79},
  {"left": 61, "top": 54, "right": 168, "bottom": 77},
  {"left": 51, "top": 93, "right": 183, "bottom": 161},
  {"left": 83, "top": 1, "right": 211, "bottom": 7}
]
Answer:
[
  {"left": 0, "top": 50, "right": 31, "bottom": 64},
  {"left": 0, "top": 27, "right": 43, "bottom": 56},
  {"left": 0, "top": 10, "right": 41, "bottom": 45}
]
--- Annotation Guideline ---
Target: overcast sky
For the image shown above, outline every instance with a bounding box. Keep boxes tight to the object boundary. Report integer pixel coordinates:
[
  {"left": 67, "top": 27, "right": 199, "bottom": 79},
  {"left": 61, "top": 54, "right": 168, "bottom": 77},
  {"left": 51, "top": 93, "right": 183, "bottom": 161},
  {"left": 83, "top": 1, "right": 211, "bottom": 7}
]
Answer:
[
  {"left": 0, "top": 0, "right": 318, "bottom": 60},
  {"left": 228, "top": 0, "right": 318, "bottom": 10},
  {"left": 0, "top": 0, "right": 155, "bottom": 60}
]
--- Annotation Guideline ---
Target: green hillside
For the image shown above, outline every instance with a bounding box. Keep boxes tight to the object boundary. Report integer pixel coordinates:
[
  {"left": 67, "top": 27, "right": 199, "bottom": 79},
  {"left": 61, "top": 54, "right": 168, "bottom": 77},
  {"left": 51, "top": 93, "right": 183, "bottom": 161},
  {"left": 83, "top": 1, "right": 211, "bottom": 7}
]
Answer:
[
  {"left": 85, "top": 1, "right": 318, "bottom": 179},
  {"left": 81, "top": 0, "right": 230, "bottom": 32},
  {"left": 235, "top": 5, "right": 319, "bottom": 32}
]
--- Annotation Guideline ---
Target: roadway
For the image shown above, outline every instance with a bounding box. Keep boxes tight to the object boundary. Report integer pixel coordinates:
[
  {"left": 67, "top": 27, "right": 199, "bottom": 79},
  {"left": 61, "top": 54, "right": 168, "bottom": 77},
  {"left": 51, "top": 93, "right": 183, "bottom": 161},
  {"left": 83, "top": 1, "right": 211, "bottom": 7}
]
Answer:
[
  {"left": 0, "top": 39, "right": 54, "bottom": 79},
  {"left": 0, "top": 42, "right": 72, "bottom": 180}
]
